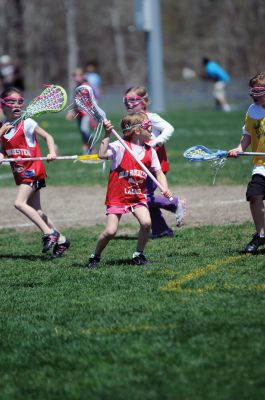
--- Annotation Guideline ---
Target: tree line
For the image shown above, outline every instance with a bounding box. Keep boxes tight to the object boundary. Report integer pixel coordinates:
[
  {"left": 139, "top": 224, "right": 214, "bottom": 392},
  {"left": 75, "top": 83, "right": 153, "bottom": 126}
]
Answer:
[{"left": 0, "top": 0, "right": 264, "bottom": 90}]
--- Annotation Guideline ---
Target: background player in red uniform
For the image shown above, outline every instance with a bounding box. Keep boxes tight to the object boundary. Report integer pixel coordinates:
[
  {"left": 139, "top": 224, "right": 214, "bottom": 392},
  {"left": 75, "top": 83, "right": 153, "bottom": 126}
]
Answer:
[
  {"left": 88, "top": 112, "right": 172, "bottom": 268},
  {"left": 0, "top": 87, "right": 70, "bottom": 257}
]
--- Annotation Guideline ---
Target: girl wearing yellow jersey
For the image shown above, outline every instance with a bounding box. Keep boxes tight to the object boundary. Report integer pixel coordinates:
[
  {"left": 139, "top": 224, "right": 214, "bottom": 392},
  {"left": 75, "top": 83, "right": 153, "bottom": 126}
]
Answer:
[{"left": 229, "top": 71, "right": 265, "bottom": 253}]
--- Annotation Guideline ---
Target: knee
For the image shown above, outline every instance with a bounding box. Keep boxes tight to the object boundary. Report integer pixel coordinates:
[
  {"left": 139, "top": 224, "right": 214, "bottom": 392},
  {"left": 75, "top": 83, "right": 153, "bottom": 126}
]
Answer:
[
  {"left": 14, "top": 200, "right": 24, "bottom": 211},
  {"left": 140, "top": 219, "right": 151, "bottom": 231},
  {"left": 103, "top": 227, "right": 117, "bottom": 239},
  {"left": 37, "top": 209, "right": 45, "bottom": 219}
]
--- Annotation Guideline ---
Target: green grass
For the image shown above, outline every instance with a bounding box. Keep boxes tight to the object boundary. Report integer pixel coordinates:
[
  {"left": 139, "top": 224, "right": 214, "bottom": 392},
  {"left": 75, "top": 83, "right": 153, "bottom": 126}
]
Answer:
[
  {"left": 1, "top": 107, "right": 263, "bottom": 399},
  {"left": 1, "top": 223, "right": 265, "bottom": 399},
  {"left": 0, "top": 109, "right": 252, "bottom": 187}
]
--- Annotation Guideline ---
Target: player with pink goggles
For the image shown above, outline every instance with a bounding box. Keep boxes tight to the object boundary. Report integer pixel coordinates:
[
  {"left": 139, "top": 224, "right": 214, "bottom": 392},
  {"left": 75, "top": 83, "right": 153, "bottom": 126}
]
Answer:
[
  {"left": 123, "top": 94, "right": 148, "bottom": 112},
  {"left": 0, "top": 95, "right": 25, "bottom": 108}
]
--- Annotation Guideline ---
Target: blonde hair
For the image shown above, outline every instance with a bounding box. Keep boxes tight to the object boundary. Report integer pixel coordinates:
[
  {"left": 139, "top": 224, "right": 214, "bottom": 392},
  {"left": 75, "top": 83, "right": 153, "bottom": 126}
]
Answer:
[
  {"left": 249, "top": 71, "right": 265, "bottom": 87},
  {"left": 120, "top": 112, "right": 146, "bottom": 139}
]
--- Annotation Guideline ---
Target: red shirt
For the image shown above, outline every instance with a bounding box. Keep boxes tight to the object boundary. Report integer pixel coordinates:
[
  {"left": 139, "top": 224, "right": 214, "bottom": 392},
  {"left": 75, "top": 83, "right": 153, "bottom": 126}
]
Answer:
[
  {"left": 105, "top": 141, "right": 152, "bottom": 206},
  {"left": 1, "top": 120, "right": 46, "bottom": 185}
]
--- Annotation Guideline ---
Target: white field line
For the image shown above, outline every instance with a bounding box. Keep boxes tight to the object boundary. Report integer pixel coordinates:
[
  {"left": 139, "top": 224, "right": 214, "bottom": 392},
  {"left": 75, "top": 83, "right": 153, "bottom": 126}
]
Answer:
[
  {"left": 0, "top": 199, "right": 245, "bottom": 230},
  {"left": 192, "top": 199, "right": 245, "bottom": 208},
  {"left": 0, "top": 217, "right": 101, "bottom": 230}
]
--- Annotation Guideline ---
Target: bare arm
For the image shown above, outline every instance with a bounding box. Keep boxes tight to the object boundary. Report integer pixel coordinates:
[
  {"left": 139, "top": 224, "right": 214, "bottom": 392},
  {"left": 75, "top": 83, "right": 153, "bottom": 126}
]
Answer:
[
  {"left": 155, "top": 169, "right": 172, "bottom": 198},
  {"left": 228, "top": 134, "right": 251, "bottom": 157},
  {"left": 98, "top": 120, "right": 113, "bottom": 159},
  {"left": 34, "top": 125, "right": 57, "bottom": 160}
]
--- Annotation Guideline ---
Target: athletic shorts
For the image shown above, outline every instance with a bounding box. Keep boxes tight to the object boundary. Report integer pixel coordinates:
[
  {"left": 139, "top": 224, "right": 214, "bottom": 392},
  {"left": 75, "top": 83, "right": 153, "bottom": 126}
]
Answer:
[
  {"left": 213, "top": 81, "right": 226, "bottom": 100},
  {"left": 20, "top": 179, "right": 46, "bottom": 191},
  {"left": 106, "top": 202, "right": 148, "bottom": 215},
  {"left": 246, "top": 174, "right": 265, "bottom": 201}
]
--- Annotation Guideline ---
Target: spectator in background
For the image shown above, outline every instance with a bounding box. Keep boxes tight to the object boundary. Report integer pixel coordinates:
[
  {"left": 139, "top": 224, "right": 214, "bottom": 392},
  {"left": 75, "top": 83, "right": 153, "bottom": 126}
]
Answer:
[
  {"left": 84, "top": 61, "right": 102, "bottom": 101},
  {"left": 202, "top": 57, "right": 231, "bottom": 112},
  {"left": 0, "top": 55, "right": 24, "bottom": 91}
]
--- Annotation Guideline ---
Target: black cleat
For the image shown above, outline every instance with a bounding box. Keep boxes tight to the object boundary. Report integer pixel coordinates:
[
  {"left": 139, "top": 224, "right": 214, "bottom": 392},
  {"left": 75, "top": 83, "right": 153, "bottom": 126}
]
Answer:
[
  {"left": 42, "top": 230, "right": 60, "bottom": 253},
  {"left": 243, "top": 233, "right": 265, "bottom": 254},
  {"left": 52, "top": 239, "right": 71, "bottom": 258},
  {"left": 132, "top": 252, "right": 148, "bottom": 265},
  {"left": 88, "top": 254, "right": 101, "bottom": 269}
]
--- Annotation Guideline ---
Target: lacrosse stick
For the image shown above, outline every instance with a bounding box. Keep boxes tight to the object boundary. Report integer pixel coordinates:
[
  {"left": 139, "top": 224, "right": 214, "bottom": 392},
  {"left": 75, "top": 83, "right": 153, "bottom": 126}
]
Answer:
[
  {"left": 1, "top": 154, "right": 101, "bottom": 163},
  {"left": 74, "top": 84, "right": 172, "bottom": 199},
  {"left": 11, "top": 85, "right": 67, "bottom": 126},
  {"left": 183, "top": 145, "right": 265, "bottom": 161}
]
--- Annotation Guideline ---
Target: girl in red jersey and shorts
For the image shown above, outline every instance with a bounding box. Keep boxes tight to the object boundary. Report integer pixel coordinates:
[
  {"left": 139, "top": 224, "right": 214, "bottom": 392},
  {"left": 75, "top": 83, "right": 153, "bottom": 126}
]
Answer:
[
  {"left": 88, "top": 112, "right": 172, "bottom": 268},
  {"left": 123, "top": 86, "right": 187, "bottom": 239},
  {"left": 0, "top": 87, "right": 70, "bottom": 257}
]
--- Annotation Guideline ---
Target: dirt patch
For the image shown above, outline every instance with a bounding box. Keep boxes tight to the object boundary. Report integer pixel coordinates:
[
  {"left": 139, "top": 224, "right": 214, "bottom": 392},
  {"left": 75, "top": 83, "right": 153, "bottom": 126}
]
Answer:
[{"left": 0, "top": 185, "right": 250, "bottom": 231}]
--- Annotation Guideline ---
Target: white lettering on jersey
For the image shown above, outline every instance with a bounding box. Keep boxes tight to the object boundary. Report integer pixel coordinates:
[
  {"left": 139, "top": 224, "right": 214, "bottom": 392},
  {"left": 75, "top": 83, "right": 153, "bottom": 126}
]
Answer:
[
  {"left": 124, "top": 188, "right": 142, "bottom": 195},
  {"left": 6, "top": 148, "right": 31, "bottom": 156},
  {"left": 119, "top": 169, "right": 147, "bottom": 179}
]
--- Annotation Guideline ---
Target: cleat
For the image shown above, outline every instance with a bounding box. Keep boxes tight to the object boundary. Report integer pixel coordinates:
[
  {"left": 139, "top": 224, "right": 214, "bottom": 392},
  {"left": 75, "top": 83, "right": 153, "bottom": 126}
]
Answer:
[
  {"left": 243, "top": 233, "right": 265, "bottom": 254},
  {"left": 132, "top": 252, "right": 148, "bottom": 265},
  {"left": 175, "top": 198, "right": 187, "bottom": 227},
  {"left": 42, "top": 230, "right": 60, "bottom": 253},
  {"left": 52, "top": 239, "right": 70, "bottom": 258},
  {"left": 88, "top": 254, "right": 101, "bottom": 269}
]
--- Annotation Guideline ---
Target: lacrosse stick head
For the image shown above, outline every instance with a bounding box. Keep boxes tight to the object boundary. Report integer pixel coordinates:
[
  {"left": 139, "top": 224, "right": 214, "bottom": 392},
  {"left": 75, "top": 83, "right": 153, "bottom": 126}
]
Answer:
[
  {"left": 183, "top": 145, "right": 228, "bottom": 162},
  {"left": 74, "top": 84, "right": 106, "bottom": 124},
  {"left": 21, "top": 85, "right": 67, "bottom": 120}
]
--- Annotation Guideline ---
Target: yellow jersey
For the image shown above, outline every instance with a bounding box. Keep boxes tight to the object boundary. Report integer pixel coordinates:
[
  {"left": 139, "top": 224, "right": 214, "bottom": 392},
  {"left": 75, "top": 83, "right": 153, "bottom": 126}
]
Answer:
[{"left": 244, "top": 103, "right": 265, "bottom": 165}]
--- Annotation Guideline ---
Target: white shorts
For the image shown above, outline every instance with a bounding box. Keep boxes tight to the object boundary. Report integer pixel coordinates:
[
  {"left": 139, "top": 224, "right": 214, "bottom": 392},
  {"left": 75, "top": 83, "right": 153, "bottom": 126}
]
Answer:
[{"left": 213, "top": 81, "right": 226, "bottom": 100}]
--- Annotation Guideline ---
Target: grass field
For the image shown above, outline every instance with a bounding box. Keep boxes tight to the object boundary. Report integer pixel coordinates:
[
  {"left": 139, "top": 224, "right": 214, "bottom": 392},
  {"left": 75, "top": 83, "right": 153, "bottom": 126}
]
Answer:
[{"left": 1, "top": 108, "right": 265, "bottom": 399}]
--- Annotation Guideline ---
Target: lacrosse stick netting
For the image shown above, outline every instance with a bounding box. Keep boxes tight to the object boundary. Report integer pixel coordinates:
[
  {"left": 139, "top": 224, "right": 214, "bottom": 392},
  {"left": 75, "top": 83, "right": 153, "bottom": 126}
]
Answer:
[
  {"left": 74, "top": 85, "right": 172, "bottom": 198},
  {"left": 183, "top": 145, "right": 228, "bottom": 184},
  {"left": 18, "top": 85, "right": 68, "bottom": 122},
  {"left": 74, "top": 85, "right": 105, "bottom": 150}
]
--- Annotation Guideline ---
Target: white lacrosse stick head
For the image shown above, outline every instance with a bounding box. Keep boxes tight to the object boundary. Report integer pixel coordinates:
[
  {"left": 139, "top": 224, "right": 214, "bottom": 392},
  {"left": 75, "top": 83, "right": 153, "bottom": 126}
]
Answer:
[{"left": 74, "top": 84, "right": 106, "bottom": 124}]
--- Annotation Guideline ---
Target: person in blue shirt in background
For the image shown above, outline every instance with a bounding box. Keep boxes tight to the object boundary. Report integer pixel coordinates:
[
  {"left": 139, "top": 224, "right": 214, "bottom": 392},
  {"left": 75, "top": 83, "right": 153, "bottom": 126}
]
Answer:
[
  {"left": 202, "top": 57, "right": 231, "bottom": 112},
  {"left": 84, "top": 61, "right": 102, "bottom": 101}
]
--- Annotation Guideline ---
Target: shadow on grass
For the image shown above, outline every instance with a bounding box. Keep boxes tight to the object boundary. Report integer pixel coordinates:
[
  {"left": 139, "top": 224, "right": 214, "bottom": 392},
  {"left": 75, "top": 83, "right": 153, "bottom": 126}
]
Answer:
[
  {"left": 114, "top": 235, "right": 138, "bottom": 240},
  {"left": 71, "top": 258, "right": 135, "bottom": 269},
  {"left": 0, "top": 254, "right": 53, "bottom": 262}
]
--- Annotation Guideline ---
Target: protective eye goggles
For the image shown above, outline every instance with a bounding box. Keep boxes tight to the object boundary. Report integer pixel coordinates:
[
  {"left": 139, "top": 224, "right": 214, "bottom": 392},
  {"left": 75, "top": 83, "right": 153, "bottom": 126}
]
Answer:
[
  {"left": 1, "top": 96, "right": 25, "bottom": 108},
  {"left": 249, "top": 86, "right": 265, "bottom": 98},
  {"left": 122, "top": 119, "right": 152, "bottom": 132},
  {"left": 123, "top": 95, "right": 146, "bottom": 109}
]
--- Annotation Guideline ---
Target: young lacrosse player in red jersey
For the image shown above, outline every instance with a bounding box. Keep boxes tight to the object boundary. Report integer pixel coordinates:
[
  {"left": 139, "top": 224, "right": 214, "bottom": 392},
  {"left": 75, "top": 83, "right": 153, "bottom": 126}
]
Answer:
[
  {"left": 88, "top": 112, "right": 172, "bottom": 268},
  {"left": 228, "top": 71, "right": 265, "bottom": 253},
  {"left": 0, "top": 87, "right": 70, "bottom": 257},
  {"left": 123, "top": 86, "right": 187, "bottom": 239}
]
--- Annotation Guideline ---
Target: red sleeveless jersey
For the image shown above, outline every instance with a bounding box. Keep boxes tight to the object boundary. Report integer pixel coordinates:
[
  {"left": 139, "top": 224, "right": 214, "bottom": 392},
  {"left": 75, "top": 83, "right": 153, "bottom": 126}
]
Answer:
[
  {"left": 1, "top": 121, "right": 47, "bottom": 185},
  {"left": 155, "top": 144, "right": 169, "bottom": 173},
  {"left": 105, "top": 142, "right": 153, "bottom": 206}
]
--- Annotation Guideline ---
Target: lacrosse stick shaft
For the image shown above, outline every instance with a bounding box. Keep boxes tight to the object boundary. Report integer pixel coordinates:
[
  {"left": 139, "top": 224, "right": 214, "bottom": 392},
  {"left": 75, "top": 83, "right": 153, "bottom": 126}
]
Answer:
[
  {"left": 110, "top": 128, "right": 173, "bottom": 200},
  {"left": 237, "top": 152, "right": 265, "bottom": 156},
  {"left": 1, "top": 155, "right": 99, "bottom": 163}
]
